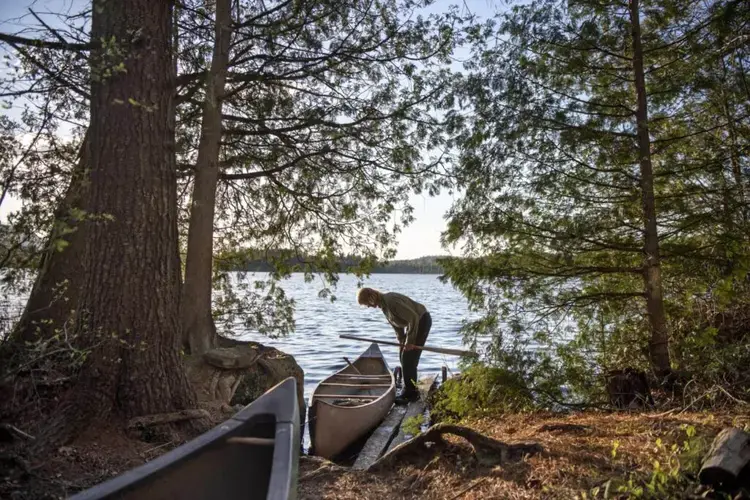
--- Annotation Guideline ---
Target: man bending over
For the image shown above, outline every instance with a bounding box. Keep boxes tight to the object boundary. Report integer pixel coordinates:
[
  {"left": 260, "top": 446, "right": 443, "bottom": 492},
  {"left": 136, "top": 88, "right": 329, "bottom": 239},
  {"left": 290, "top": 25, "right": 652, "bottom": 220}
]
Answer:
[{"left": 356, "top": 287, "right": 432, "bottom": 403}]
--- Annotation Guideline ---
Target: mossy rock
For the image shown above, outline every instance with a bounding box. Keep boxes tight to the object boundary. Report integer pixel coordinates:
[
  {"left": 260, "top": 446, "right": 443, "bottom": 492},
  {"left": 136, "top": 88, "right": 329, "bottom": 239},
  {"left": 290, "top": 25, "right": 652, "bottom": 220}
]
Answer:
[{"left": 186, "top": 337, "right": 305, "bottom": 429}]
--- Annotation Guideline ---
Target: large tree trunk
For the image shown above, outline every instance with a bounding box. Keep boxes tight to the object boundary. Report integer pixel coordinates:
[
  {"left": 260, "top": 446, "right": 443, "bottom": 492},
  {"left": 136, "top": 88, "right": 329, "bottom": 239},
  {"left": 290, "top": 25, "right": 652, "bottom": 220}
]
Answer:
[
  {"left": 10, "top": 132, "right": 89, "bottom": 347},
  {"left": 38, "top": 0, "right": 197, "bottom": 448},
  {"left": 180, "top": 0, "right": 233, "bottom": 355},
  {"left": 629, "top": 0, "right": 671, "bottom": 378}
]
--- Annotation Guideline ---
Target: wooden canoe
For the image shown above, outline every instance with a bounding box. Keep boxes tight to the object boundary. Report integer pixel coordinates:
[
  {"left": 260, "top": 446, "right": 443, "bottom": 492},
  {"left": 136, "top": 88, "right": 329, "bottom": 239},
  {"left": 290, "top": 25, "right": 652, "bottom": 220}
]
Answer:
[
  {"left": 69, "top": 377, "right": 300, "bottom": 500},
  {"left": 309, "top": 343, "right": 395, "bottom": 459}
]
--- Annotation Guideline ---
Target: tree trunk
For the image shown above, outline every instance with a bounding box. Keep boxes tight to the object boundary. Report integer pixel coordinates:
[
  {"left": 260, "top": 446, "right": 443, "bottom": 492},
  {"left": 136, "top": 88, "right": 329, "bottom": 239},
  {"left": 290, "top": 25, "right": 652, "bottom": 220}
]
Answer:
[
  {"left": 629, "top": 0, "right": 672, "bottom": 378},
  {"left": 719, "top": 58, "right": 748, "bottom": 227},
  {"left": 10, "top": 132, "right": 89, "bottom": 347},
  {"left": 180, "top": 0, "right": 233, "bottom": 355},
  {"left": 37, "top": 0, "right": 197, "bottom": 448}
]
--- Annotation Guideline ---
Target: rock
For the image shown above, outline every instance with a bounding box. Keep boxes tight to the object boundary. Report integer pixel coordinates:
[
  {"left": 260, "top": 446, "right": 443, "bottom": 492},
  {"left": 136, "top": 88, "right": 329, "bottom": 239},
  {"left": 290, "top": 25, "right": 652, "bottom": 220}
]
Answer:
[
  {"left": 203, "top": 346, "right": 262, "bottom": 370},
  {"left": 186, "top": 338, "right": 305, "bottom": 430},
  {"left": 231, "top": 348, "right": 304, "bottom": 411}
]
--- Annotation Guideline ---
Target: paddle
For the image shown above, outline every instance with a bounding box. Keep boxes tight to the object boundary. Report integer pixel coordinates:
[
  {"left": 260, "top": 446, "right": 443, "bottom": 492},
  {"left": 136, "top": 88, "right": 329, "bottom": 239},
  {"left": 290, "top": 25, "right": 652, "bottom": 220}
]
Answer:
[
  {"left": 343, "top": 356, "right": 362, "bottom": 374},
  {"left": 339, "top": 334, "right": 477, "bottom": 358}
]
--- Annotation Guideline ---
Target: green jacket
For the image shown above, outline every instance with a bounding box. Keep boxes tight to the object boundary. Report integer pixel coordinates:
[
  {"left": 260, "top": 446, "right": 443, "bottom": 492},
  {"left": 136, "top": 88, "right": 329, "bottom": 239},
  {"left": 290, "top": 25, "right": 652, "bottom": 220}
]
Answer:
[{"left": 379, "top": 292, "right": 427, "bottom": 345}]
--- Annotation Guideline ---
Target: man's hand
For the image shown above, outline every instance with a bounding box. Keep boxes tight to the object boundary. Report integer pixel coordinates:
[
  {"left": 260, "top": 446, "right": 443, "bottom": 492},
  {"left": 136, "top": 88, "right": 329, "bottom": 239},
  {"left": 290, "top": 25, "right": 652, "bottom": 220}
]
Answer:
[{"left": 403, "top": 343, "right": 418, "bottom": 352}]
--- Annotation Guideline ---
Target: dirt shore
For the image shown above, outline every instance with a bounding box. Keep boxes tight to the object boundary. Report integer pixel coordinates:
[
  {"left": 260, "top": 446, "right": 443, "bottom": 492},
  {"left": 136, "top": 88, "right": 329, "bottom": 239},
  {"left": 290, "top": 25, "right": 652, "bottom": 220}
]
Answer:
[{"left": 1, "top": 410, "right": 746, "bottom": 499}]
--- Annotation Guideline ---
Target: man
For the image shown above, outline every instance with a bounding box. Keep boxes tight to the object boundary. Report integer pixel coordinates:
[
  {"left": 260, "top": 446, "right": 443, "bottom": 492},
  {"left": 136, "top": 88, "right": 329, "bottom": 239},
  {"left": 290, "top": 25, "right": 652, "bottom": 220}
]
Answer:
[{"left": 356, "top": 287, "right": 432, "bottom": 403}]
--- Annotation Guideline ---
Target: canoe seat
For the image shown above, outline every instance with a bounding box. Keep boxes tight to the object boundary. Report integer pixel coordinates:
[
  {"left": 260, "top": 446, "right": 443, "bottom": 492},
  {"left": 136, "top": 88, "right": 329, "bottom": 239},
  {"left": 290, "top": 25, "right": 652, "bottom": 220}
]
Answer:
[{"left": 320, "top": 383, "right": 391, "bottom": 388}]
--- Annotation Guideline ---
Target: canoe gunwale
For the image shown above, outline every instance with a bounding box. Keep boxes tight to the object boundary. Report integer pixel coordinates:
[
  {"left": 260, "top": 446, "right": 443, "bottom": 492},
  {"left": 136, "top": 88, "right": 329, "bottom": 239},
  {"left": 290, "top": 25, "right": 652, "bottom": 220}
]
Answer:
[{"left": 68, "top": 377, "right": 301, "bottom": 500}]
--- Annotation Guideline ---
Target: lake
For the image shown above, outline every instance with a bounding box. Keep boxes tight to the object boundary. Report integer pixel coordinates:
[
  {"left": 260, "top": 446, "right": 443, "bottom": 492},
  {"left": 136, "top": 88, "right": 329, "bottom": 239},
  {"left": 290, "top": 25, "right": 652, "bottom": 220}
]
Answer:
[
  {"left": 232, "top": 272, "right": 474, "bottom": 449},
  {"left": 232, "top": 272, "right": 473, "bottom": 402}
]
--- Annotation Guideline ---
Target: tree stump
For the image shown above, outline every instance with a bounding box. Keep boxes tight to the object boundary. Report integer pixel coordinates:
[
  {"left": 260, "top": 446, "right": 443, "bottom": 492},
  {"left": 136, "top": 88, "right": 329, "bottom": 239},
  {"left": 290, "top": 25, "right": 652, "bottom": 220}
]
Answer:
[
  {"left": 605, "top": 368, "right": 654, "bottom": 409},
  {"left": 699, "top": 427, "right": 750, "bottom": 487}
]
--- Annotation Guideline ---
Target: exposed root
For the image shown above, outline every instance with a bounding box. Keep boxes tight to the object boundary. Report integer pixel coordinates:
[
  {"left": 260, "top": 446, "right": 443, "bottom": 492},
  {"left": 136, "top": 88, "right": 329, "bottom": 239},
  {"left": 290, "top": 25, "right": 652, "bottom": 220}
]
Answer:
[
  {"left": 0, "top": 423, "right": 36, "bottom": 441},
  {"left": 369, "top": 423, "right": 543, "bottom": 472},
  {"left": 537, "top": 423, "right": 591, "bottom": 434},
  {"left": 300, "top": 455, "right": 347, "bottom": 481},
  {"left": 125, "top": 409, "right": 210, "bottom": 429}
]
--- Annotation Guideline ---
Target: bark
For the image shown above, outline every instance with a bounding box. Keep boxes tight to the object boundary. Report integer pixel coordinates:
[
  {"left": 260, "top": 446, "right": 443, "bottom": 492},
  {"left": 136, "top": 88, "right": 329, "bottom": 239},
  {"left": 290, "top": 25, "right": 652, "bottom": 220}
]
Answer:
[
  {"left": 180, "top": 0, "right": 233, "bottom": 355},
  {"left": 720, "top": 58, "right": 748, "bottom": 227},
  {"left": 699, "top": 427, "right": 750, "bottom": 487},
  {"left": 36, "top": 0, "right": 198, "bottom": 448},
  {"left": 628, "top": 0, "right": 672, "bottom": 378},
  {"left": 10, "top": 131, "right": 89, "bottom": 347}
]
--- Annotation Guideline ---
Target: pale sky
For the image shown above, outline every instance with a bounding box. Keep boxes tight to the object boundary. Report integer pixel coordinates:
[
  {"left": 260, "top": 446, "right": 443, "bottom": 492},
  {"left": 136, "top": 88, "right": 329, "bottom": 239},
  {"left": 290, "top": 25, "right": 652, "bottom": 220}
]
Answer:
[{"left": 0, "top": 0, "right": 501, "bottom": 260}]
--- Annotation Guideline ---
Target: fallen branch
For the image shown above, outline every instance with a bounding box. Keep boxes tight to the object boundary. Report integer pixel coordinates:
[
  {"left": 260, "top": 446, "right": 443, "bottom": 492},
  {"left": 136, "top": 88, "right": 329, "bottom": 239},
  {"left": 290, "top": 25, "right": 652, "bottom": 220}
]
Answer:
[
  {"left": 369, "top": 423, "right": 543, "bottom": 471},
  {"left": 450, "top": 477, "right": 487, "bottom": 499},
  {"left": 0, "top": 423, "right": 35, "bottom": 441},
  {"left": 126, "top": 409, "right": 210, "bottom": 429},
  {"left": 299, "top": 455, "right": 347, "bottom": 481}
]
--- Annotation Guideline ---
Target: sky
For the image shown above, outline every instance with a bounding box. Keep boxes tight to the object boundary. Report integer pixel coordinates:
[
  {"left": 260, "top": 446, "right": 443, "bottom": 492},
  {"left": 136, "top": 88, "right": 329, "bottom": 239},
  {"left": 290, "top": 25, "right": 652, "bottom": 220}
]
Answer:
[{"left": 0, "top": 0, "right": 502, "bottom": 260}]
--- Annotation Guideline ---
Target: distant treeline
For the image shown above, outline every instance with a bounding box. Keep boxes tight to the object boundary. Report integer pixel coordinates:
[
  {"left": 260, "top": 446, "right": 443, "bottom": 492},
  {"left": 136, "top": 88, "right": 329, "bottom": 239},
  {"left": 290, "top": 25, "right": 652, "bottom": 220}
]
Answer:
[{"left": 216, "top": 250, "right": 445, "bottom": 274}]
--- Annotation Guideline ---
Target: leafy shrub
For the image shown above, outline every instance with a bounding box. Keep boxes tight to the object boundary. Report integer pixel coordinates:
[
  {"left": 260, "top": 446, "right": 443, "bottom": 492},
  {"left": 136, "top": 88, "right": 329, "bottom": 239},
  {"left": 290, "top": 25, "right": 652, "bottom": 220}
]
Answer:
[{"left": 431, "top": 364, "right": 540, "bottom": 422}]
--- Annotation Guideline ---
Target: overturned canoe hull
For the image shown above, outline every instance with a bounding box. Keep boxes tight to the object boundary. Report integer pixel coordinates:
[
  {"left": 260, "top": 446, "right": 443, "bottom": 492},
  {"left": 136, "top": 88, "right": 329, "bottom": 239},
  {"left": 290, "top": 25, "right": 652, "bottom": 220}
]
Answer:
[
  {"left": 309, "top": 343, "right": 395, "bottom": 459},
  {"left": 69, "top": 377, "right": 300, "bottom": 500}
]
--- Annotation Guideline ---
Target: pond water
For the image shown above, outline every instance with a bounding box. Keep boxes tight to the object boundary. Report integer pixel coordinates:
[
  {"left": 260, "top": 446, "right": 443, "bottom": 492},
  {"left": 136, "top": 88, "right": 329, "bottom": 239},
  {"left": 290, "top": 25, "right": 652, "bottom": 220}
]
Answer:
[{"left": 233, "top": 273, "right": 474, "bottom": 400}]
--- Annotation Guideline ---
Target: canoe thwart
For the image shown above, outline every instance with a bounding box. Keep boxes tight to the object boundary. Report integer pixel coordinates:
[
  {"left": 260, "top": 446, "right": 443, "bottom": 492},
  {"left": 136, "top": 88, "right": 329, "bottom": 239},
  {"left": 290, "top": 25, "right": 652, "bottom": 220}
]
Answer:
[
  {"left": 313, "top": 394, "right": 382, "bottom": 400},
  {"left": 320, "top": 383, "right": 392, "bottom": 388},
  {"left": 226, "top": 437, "right": 275, "bottom": 446}
]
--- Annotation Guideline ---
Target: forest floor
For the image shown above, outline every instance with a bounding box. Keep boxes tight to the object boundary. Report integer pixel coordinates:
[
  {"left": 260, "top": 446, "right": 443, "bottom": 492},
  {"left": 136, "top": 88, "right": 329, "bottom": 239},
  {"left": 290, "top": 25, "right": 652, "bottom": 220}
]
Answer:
[
  {"left": 1, "top": 409, "right": 747, "bottom": 499},
  {"left": 299, "top": 410, "right": 750, "bottom": 500}
]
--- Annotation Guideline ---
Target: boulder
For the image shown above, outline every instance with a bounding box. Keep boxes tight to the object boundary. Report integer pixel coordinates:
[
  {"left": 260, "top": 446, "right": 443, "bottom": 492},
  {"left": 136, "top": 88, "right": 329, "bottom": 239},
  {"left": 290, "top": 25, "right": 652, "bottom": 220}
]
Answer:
[
  {"left": 203, "top": 345, "right": 262, "bottom": 370},
  {"left": 186, "top": 338, "right": 305, "bottom": 428}
]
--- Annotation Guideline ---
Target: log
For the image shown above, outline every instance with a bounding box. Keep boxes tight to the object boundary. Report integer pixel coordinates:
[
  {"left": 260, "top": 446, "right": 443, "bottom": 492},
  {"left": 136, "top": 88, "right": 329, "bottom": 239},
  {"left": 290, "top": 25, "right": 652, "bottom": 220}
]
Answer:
[
  {"left": 369, "top": 423, "right": 543, "bottom": 471},
  {"left": 352, "top": 405, "right": 408, "bottom": 470},
  {"left": 699, "top": 427, "right": 750, "bottom": 487},
  {"left": 386, "top": 375, "right": 438, "bottom": 452},
  {"left": 126, "top": 409, "right": 210, "bottom": 429}
]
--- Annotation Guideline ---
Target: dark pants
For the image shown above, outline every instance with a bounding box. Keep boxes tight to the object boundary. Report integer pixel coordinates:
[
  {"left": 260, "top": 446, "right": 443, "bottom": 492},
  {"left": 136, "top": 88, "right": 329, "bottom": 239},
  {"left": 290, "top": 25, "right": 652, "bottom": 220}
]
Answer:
[{"left": 400, "top": 312, "right": 432, "bottom": 394}]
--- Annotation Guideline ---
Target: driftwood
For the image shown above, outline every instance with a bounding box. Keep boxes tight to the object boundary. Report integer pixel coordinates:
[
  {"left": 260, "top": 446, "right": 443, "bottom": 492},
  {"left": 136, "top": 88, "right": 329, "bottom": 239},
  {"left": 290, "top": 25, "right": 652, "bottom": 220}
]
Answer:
[
  {"left": 699, "top": 427, "right": 750, "bottom": 487},
  {"left": 369, "top": 423, "right": 543, "bottom": 471},
  {"left": 126, "top": 409, "right": 210, "bottom": 429}
]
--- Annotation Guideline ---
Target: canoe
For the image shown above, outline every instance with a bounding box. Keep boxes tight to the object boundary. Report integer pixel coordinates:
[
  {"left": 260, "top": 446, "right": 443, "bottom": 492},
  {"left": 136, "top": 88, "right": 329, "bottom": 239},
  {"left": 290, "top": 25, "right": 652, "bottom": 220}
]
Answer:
[
  {"left": 69, "top": 377, "right": 300, "bottom": 500},
  {"left": 309, "top": 343, "right": 395, "bottom": 459}
]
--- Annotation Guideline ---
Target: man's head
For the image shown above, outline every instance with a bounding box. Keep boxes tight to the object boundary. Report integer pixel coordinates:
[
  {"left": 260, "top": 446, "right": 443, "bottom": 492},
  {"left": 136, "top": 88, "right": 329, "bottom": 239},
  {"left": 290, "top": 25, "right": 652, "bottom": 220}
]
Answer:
[{"left": 357, "top": 287, "right": 381, "bottom": 308}]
